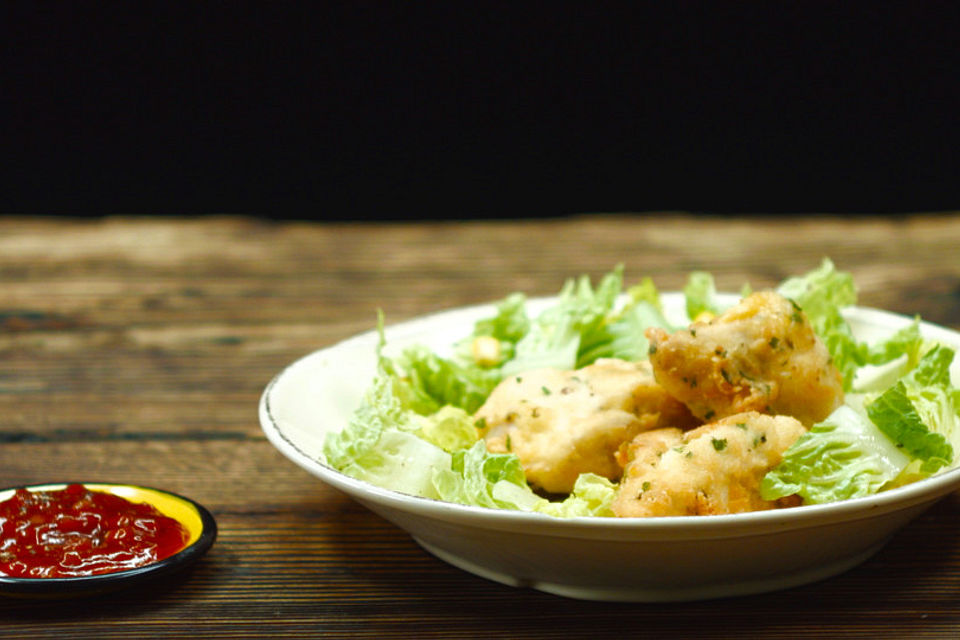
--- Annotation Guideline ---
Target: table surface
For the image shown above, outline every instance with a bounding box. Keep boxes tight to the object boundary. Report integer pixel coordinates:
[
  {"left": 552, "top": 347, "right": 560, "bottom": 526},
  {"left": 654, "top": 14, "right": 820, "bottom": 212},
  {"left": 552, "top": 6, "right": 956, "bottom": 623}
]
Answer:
[{"left": 3, "top": 213, "right": 960, "bottom": 638}]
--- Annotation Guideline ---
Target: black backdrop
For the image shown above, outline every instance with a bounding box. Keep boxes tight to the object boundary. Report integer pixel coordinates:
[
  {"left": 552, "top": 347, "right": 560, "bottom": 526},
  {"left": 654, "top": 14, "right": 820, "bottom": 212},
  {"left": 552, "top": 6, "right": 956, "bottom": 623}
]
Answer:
[{"left": 4, "top": 3, "right": 960, "bottom": 220}]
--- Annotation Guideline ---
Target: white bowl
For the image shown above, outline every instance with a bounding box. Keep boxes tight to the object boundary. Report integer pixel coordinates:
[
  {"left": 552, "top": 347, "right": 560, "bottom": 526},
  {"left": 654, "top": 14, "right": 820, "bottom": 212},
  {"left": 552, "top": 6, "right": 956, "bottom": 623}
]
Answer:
[{"left": 259, "top": 293, "right": 960, "bottom": 601}]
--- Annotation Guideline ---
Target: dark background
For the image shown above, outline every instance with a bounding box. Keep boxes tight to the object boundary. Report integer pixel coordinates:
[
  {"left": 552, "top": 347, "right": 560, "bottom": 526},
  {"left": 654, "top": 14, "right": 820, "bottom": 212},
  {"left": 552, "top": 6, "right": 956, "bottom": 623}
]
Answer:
[{"left": 3, "top": 2, "right": 960, "bottom": 220}]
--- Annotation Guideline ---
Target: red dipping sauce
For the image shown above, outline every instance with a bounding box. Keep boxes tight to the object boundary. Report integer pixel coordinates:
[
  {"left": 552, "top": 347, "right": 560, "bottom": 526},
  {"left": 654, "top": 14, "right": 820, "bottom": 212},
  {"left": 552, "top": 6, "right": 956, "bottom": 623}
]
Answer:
[{"left": 0, "top": 484, "right": 190, "bottom": 578}]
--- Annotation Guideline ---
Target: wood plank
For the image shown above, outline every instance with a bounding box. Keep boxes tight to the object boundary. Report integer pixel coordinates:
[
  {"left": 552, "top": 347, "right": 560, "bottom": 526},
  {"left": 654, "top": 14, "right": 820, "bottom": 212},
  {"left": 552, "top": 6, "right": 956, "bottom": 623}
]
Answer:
[
  {"left": 1, "top": 214, "right": 960, "bottom": 638},
  {"left": 4, "top": 500, "right": 960, "bottom": 638}
]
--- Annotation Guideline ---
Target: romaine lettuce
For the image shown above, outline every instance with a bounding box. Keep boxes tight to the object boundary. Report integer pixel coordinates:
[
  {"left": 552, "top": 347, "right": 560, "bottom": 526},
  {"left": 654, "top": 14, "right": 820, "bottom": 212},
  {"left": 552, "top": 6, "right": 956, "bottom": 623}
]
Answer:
[
  {"left": 866, "top": 382, "right": 953, "bottom": 473},
  {"left": 765, "top": 346, "right": 960, "bottom": 504},
  {"left": 777, "top": 258, "right": 862, "bottom": 389},
  {"left": 454, "top": 292, "right": 530, "bottom": 368},
  {"left": 684, "top": 270, "right": 720, "bottom": 321},
  {"left": 865, "top": 344, "right": 959, "bottom": 472},
  {"left": 777, "top": 258, "right": 926, "bottom": 391},
  {"left": 576, "top": 276, "right": 673, "bottom": 366},
  {"left": 416, "top": 405, "right": 481, "bottom": 453},
  {"left": 500, "top": 266, "right": 626, "bottom": 376},
  {"left": 433, "top": 441, "right": 537, "bottom": 510},
  {"left": 761, "top": 405, "right": 911, "bottom": 504},
  {"left": 388, "top": 345, "right": 501, "bottom": 415},
  {"left": 536, "top": 474, "right": 617, "bottom": 517},
  {"left": 434, "top": 444, "right": 618, "bottom": 516},
  {"left": 323, "top": 376, "right": 451, "bottom": 499},
  {"left": 452, "top": 265, "right": 676, "bottom": 378}
]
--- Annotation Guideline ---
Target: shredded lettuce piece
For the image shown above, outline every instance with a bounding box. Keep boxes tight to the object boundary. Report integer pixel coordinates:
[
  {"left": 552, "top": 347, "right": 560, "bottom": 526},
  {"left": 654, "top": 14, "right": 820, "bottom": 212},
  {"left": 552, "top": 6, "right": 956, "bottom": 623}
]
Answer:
[
  {"left": 777, "top": 258, "right": 925, "bottom": 391},
  {"left": 433, "top": 441, "right": 533, "bottom": 509},
  {"left": 536, "top": 474, "right": 617, "bottom": 517},
  {"left": 450, "top": 469, "right": 618, "bottom": 517},
  {"left": 500, "top": 266, "right": 625, "bottom": 375},
  {"left": 416, "top": 405, "right": 481, "bottom": 453},
  {"left": 778, "top": 257, "right": 858, "bottom": 314},
  {"left": 627, "top": 275, "right": 662, "bottom": 310},
  {"left": 324, "top": 376, "right": 418, "bottom": 464},
  {"left": 905, "top": 343, "right": 956, "bottom": 388},
  {"left": 765, "top": 346, "right": 960, "bottom": 503},
  {"left": 499, "top": 313, "right": 581, "bottom": 376},
  {"left": 864, "top": 321, "right": 925, "bottom": 369},
  {"left": 777, "top": 258, "right": 863, "bottom": 389},
  {"left": 761, "top": 405, "right": 911, "bottom": 504},
  {"left": 684, "top": 271, "right": 720, "bottom": 321},
  {"left": 457, "top": 265, "right": 673, "bottom": 377},
  {"left": 866, "top": 382, "right": 953, "bottom": 473},
  {"left": 865, "top": 345, "right": 959, "bottom": 471},
  {"left": 473, "top": 292, "right": 531, "bottom": 346},
  {"left": 454, "top": 292, "right": 530, "bottom": 368},
  {"left": 323, "top": 376, "right": 451, "bottom": 499},
  {"left": 388, "top": 345, "right": 501, "bottom": 415},
  {"left": 576, "top": 276, "right": 673, "bottom": 365}
]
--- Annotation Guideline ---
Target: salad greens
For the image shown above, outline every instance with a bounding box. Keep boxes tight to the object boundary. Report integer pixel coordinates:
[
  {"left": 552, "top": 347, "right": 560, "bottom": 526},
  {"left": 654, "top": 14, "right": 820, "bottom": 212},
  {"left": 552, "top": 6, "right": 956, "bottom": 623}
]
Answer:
[
  {"left": 683, "top": 270, "right": 721, "bottom": 321},
  {"left": 776, "top": 258, "right": 928, "bottom": 392},
  {"left": 322, "top": 259, "right": 960, "bottom": 517},
  {"left": 762, "top": 344, "right": 960, "bottom": 504}
]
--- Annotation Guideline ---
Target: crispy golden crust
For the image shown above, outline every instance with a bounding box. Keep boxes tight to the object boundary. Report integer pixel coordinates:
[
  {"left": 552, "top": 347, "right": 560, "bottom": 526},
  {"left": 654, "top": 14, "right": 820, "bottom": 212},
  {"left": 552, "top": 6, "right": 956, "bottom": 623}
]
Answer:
[
  {"left": 476, "top": 358, "right": 698, "bottom": 494},
  {"left": 611, "top": 411, "right": 806, "bottom": 517},
  {"left": 646, "top": 290, "right": 843, "bottom": 426}
]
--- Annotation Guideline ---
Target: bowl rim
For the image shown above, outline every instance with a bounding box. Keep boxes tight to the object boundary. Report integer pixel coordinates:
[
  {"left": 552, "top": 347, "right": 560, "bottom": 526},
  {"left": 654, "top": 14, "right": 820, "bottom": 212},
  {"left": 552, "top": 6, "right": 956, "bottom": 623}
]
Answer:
[
  {"left": 0, "top": 482, "right": 218, "bottom": 596},
  {"left": 259, "top": 293, "right": 960, "bottom": 541}
]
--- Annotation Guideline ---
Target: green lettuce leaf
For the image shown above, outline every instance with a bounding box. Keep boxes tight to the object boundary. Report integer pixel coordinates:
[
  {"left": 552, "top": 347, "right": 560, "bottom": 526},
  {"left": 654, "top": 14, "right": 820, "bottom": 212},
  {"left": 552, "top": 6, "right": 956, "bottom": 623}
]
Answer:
[
  {"left": 684, "top": 271, "right": 720, "bottom": 321},
  {"left": 905, "top": 343, "right": 955, "bottom": 388},
  {"left": 453, "top": 266, "right": 677, "bottom": 380},
  {"left": 765, "top": 346, "right": 960, "bottom": 504},
  {"left": 761, "top": 405, "right": 911, "bottom": 504},
  {"left": 865, "top": 345, "right": 959, "bottom": 472},
  {"left": 455, "top": 292, "right": 530, "bottom": 368},
  {"left": 389, "top": 345, "right": 501, "bottom": 415},
  {"left": 536, "top": 473, "right": 617, "bottom": 517},
  {"left": 776, "top": 258, "right": 925, "bottom": 391},
  {"left": 866, "top": 382, "right": 953, "bottom": 473},
  {"left": 473, "top": 292, "right": 531, "bottom": 345},
  {"left": 777, "top": 258, "right": 863, "bottom": 389},
  {"left": 433, "top": 441, "right": 537, "bottom": 509},
  {"left": 323, "top": 376, "right": 418, "bottom": 466},
  {"left": 500, "top": 266, "right": 625, "bottom": 376},
  {"left": 415, "top": 405, "right": 481, "bottom": 453},
  {"left": 322, "top": 376, "right": 452, "bottom": 499},
  {"left": 777, "top": 257, "right": 858, "bottom": 314},
  {"left": 864, "top": 321, "right": 924, "bottom": 368},
  {"left": 576, "top": 276, "right": 673, "bottom": 366}
]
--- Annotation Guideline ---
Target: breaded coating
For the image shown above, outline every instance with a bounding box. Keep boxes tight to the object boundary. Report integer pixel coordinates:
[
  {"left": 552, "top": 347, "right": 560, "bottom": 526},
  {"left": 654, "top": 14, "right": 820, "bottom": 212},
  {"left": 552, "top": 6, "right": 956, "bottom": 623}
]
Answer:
[
  {"left": 476, "top": 358, "right": 698, "bottom": 494},
  {"left": 611, "top": 411, "right": 806, "bottom": 517},
  {"left": 645, "top": 290, "right": 843, "bottom": 426}
]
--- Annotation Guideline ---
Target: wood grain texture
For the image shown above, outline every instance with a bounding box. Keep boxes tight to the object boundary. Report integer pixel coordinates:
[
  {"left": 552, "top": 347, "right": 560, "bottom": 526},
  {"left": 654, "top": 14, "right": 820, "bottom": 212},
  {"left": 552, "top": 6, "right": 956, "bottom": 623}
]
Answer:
[{"left": 1, "top": 214, "right": 960, "bottom": 638}]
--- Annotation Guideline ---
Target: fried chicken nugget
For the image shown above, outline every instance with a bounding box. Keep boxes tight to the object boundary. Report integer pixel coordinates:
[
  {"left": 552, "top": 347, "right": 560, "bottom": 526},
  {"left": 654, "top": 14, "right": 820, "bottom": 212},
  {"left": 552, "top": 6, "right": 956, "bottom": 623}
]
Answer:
[
  {"left": 612, "top": 411, "right": 806, "bottom": 517},
  {"left": 477, "top": 358, "right": 698, "bottom": 494},
  {"left": 646, "top": 290, "right": 843, "bottom": 426}
]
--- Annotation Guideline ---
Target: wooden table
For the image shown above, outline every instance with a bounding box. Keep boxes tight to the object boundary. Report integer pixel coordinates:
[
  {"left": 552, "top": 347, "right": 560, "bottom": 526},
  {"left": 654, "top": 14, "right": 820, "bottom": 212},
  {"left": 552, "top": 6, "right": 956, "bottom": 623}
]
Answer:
[{"left": 2, "top": 214, "right": 960, "bottom": 638}]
